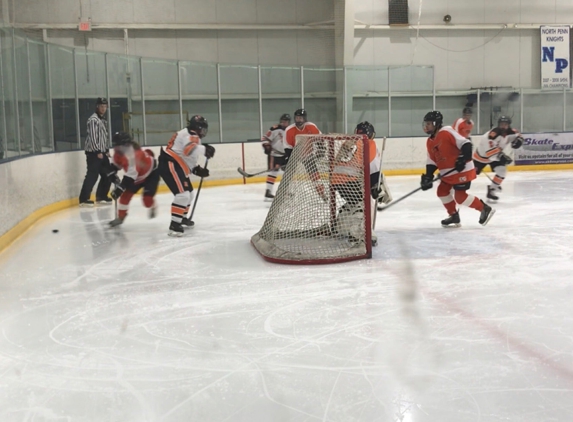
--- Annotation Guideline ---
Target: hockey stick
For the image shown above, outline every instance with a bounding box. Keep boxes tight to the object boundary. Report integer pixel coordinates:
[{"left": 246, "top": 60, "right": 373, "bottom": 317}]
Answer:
[
  {"left": 189, "top": 158, "right": 209, "bottom": 222},
  {"left": 378, "top": 168, "right": 456, "bottom": 212},
  {"left": 237, "top": 166, "right": 284, "bottom": 178},
  {"left": 372, "top": 137, "right": 386, "bottom": 229}
]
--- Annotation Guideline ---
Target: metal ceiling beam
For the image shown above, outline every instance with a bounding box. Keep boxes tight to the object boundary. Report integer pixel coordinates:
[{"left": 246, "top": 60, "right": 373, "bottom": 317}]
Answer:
[{"left": 12, "top": 23, "right": 335, "bottom": 30}]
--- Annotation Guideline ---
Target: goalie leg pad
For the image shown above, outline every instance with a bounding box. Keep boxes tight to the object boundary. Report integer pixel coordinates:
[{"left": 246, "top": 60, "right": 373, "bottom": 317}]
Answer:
[
  {"left": 336, "top": 204, "right": 365, "bottom": 241},
  {"left": 378, "top": 174, "right": 393, "bottom": 205}
]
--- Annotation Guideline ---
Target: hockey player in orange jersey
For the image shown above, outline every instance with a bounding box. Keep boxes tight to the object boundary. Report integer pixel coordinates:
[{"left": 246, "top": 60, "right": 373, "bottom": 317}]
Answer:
[
  {"left": 452, "top": 107, "right": 474, "bottom": 139},
  {"left": 107, "top": 132, "right": 160, "bottom": 227},
  {"left": 283, "top": 108, "right": 325, "bottom": 200},
  {"left": 420, "top": 111, "right": 495, "bottom": 227}
]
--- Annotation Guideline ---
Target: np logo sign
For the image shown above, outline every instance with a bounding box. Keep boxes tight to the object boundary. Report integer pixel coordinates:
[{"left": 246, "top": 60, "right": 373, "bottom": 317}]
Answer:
[{"left": 541, "top": 26, "right": 570, "bottom": 89}]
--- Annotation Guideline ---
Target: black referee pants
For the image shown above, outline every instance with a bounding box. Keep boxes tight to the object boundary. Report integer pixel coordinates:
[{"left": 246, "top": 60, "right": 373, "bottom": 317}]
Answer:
[{"left": 79, "top": 152, "right": 112, "bottom": 203}]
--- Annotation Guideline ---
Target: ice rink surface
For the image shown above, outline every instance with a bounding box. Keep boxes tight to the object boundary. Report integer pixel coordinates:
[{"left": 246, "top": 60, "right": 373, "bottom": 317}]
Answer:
[{"left": 1, "top": 171, "right": 573, "bottom": 422}]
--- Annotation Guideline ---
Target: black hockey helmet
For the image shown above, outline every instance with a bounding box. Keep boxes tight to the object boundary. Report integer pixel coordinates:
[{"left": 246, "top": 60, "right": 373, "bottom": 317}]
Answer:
[
  {"left": 423, "top": 110, "right": 443, "bottom": 126},
  {"left": 294, "top": 108, "right": 307, "bottom": 118},
  {"left": 112, "top": 131, "right": 132, "bottom": 147},
  {"left": 96, "top": 97, "right": 108, "bottom": 106},
  {"left": 498, "top": 115, "right": 512, "bottom": 126},
  {"left": 355, "top": 121, "right": 375, "bottom": 139},
  {"left": 280, "top": 113, "right": 291, "bottom": 122},
  {"left": 462, "top": 107, "right": 473, "bottom": 115},
  {"left": 187, "top": 115, "right": 209, "bottom": 138}
]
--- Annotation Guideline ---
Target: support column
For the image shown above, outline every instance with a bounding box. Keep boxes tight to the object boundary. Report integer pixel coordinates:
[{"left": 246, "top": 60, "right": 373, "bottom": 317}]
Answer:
[{"left": 334, "top": 0, "right": 354, "bottom": 133}]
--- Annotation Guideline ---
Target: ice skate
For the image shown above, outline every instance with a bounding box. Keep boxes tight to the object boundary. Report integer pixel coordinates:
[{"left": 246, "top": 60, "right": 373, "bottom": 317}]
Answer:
[
  {"left": 181, "top": 217, "right": 195, "bottom": 229},
  {"left": 108, "top": 217, "right": 124, "bottom": 228},
  {"left": 479, "top": 201, "right": 496, "bottom": 226},
  {"left": 148, "top": 206, "right": 157, "bottom": 219},
  {"left": 486, "top": 186, "right": 499, "bottom": 202},
  {"left": 264, "top": 189, "right": 275, "bottom": 201},
  {"left": 371, "top": 232, "right": 378, "bottom": 247},
  {"left": 441, "top": 211, "right": 461, "bottom": 228},
  {"left": 168, "top": 221, "right": 184, "bottom": 237}
]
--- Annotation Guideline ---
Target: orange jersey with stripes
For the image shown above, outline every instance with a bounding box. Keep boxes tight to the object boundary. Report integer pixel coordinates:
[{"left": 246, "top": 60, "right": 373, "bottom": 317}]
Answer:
[
  {"left": 284, "top": 122, "right": 321, "bottom": 150},
  {"left": 331, "top": 138, "right": 379, "bottom": 185},
  {"left": 452, "top": 118, "right": 474, "bottom": 138},
  {"left": 426, "top": 126, "right": 476, "bottom": 185},
  {"left": 112, "top": 145, "right": 155, "bottom": 183},
  {"left": 165, "top": 128, "right": 206, "bottom": 175},
  {"left": 473, "top": 127, "right": 521, "bottom": 163}
]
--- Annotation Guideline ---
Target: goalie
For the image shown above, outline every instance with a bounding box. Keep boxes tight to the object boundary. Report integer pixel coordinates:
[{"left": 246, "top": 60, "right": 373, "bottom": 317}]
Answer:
[
  {"left": 331, "top": 122, "right": 388, "bottom": 247},
  {"left": 472, "top": 115, "right": 523, "bottom": 201}
]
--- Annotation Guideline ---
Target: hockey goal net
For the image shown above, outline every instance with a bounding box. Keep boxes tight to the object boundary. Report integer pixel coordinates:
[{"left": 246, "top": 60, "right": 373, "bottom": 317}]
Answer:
[{"left": 251, "top": 134, "right": 372, "bottom": 264}]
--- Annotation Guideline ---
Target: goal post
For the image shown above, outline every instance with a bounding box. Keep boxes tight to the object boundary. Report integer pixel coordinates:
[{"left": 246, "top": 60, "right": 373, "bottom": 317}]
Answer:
[{"left": 251, "top": 133, "right": 372, "bottom": 264}]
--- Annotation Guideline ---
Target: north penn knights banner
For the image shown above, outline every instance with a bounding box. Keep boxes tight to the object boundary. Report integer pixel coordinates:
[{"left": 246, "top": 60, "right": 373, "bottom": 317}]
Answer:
[
  {"left": 541, "top": 26, "right": 570, "bottom": 89},
  {"left": 515, "top": 133, "right": 573, "bottom": 165}
]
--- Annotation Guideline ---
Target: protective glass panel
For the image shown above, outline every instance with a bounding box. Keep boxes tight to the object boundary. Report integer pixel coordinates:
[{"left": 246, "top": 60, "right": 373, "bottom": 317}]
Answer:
[
  {"left": 304, "top": 68, "right": 339, "bottom": 133},
  {"left": 29, "top": 40, "right": 51, "bottom": 152},
  {"left": 346, "top": 66, "right": 389, "bottom": 137},
  {"left": 49, "top": 44, "right": 78, "bottom": 150},
  {"left": 478, "top": 90, "right": 522, "bottom": 134},
  {"left": 142, "top": 59, "right": 179, "bottom": 145},
  {"left": 14, "top": 37, "right": 33, "bottom": 155},
  {"left": 220, "top": 65, "right": 259, "bottom": 143},
  {"left": 390, "top": 66, "right": 433, "bottom": 137},
  {"left": 522, "top": 91, "right": 564, "bottom": 133},
  {"left": 180, "top": 62, "right": 219, "bottom": 143},
  {"left": 261, "top": 66, "right": 301, "bottom": 141}
]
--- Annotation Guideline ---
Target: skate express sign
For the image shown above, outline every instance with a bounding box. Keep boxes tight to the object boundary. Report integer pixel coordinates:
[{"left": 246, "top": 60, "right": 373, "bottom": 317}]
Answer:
[
  {"left": 515, "top": 133, "right": 573, "bottom": 165},
  {"left": 541, "top": 26, "right": 570, "bottom": 89}
]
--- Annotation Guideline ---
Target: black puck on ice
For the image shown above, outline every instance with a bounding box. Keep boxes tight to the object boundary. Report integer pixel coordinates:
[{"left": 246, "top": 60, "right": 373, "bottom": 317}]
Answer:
[{"left": 52, "top": 229, "right": 59, "bottom": 233}]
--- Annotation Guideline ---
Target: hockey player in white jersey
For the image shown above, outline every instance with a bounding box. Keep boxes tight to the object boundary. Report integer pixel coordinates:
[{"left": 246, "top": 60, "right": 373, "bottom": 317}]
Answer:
[
  {"left": 158, "top": 115, "right": 215, "bottom": 236},
  {"left": 473, "top": 115, "right": 523, "bottom": 201},
  {"left": 261, "top": 113, "right": 290, "bottom": 200}
]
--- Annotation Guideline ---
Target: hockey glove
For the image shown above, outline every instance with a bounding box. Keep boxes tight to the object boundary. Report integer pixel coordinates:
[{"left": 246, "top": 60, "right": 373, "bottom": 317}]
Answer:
[
  {"left": 420, "top": 174, "right": 434, "bottom": 191},
  {"left": 499, "top": 152, "right": 513, "bottom": 166},
  {"left": 111, "top": 184, "right": 125, "bottom": 200},
  {"left": 511, "top": 136, "right": 524, "bottom": 149},
  {"left": 204, "top": 144, "right": 216, "bottom": 159},
  {"left": 370, "top": 185, "right": 382, "bottom": 200},
  {"left": 192, "top": 165, "right": 210, "bottom": 178},
  {"left": 262, "top": 142, "right": 272, "bottom": 155},
  {"left": 454, "top": 154, "right": 467, "bottom": 172}
]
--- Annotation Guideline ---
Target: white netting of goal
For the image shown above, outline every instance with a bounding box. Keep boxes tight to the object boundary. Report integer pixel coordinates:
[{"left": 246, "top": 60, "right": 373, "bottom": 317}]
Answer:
[{"left": 251, "top": 134, "right": 372, "bottom": 264}]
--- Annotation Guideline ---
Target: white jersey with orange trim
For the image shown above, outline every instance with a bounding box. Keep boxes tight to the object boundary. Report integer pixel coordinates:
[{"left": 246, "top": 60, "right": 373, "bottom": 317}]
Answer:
[
  {"left": 164, "top": 128, "right": 206, "bottom": 176},
  {"left": 283, "top": 122, "right": 321, "bottom": 150},
  {"left": 473, "top": 127, "right": 521, "bottom": 163},
  {"left": 262, "top": 124, "right": 286, "bottom": 157}
]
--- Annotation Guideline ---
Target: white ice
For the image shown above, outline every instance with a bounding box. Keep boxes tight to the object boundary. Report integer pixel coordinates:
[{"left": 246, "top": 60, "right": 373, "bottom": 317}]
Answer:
[{"left": 1, "top": 171, "right": 573, "bottom": 422}]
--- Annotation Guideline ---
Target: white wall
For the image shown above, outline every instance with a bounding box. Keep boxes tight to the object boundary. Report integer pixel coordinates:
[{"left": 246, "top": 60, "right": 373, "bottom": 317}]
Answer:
[
  {"left": 0, "top": 137, "right": 428, "bottom": 237},
  {"left": 12, "top": 0, "right": 337, "bottom": 66},
  {"left": 354, "top": 0, "right": 573, "bottom": 90}
]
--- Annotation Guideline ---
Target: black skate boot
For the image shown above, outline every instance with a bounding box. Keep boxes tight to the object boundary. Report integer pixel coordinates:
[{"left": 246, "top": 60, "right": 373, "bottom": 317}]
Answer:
[
  {"left": 168, "top": 221, "right": 184, "bottom": 237},
  {"left": 479, "top": 200, "right": 496, "bottom": 226},
  {"left": 181, "top": 217, "right": 195, "bottom": 229},
  {"left": 264, "top": 189, "right": 275, "bottom": 200},
  {"left": 441, "top": 211, "right": 461, "bottom": 228},
  {"left": 486, "top": 186, "right": 499, "bottom": 201},
  {"left": 108, "top": 217, "right": 124, "bottom": 228}
]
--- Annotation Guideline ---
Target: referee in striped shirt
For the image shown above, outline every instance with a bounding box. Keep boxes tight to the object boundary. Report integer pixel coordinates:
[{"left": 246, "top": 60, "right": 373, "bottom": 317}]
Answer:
[{"left": 79, "top": 97, "right": 112, "bottom": 206}]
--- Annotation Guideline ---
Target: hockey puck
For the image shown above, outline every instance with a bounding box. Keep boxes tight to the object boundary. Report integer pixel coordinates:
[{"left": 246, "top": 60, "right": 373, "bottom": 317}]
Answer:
[{"left": 52, "top": 229, "right": 59, "bottom": 233}]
